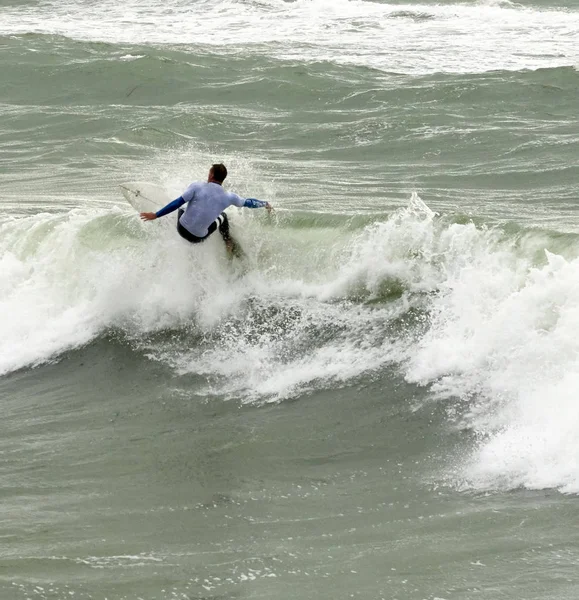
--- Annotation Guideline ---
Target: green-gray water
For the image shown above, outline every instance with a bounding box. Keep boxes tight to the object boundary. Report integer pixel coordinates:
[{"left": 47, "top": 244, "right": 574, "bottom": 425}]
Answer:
[{"left": 2, "top": 1, "right": 579, "bottom": 598}]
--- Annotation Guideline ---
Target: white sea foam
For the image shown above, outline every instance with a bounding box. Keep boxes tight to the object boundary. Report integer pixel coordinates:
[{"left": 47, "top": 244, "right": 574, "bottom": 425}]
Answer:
[
  {"left": 405, "top": 244, "right": 579, "bottom": 493},
  {"left": 0, "top": 0, "right": 577, "bottom": 74},
  {"left": 0, "top": 205, "right": 234, "bottom": 375},
  {"left": 3, "top": 189, "right": 579, "bottom": 493}
]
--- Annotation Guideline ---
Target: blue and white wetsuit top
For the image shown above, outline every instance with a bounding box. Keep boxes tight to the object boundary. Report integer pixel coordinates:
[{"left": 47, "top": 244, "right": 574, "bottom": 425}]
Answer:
[{"left": 154, "top": 181, "right": 267, "bottom": 237}]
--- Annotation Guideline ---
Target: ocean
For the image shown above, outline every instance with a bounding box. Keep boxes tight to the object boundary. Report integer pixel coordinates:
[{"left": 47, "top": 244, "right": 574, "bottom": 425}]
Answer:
[{"left": 2, "top": 0, "right": 579, "bottom": 598}]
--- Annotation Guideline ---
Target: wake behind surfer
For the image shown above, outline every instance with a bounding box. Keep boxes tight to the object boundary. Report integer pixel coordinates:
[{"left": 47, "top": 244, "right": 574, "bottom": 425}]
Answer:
[{"left": 140, "top": 163, "right": 272, "bottom": 252}]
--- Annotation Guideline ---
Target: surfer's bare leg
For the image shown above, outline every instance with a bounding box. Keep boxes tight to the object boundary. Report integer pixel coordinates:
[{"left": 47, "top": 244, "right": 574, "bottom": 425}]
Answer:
[{"left": 217, "top": 213, "right": 237, "bottom": 256}]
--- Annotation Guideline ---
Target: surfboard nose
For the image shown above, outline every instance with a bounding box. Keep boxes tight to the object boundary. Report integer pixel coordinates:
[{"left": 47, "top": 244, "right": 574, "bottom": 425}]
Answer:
[{"left": 120, "top": 182, "right": 169, "bottom": 213}]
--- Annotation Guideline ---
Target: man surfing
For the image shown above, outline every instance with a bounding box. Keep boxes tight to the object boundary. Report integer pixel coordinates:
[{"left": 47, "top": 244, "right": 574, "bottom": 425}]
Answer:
[{"left": 140, "top": 163, "right": 272, "bottom": 253}]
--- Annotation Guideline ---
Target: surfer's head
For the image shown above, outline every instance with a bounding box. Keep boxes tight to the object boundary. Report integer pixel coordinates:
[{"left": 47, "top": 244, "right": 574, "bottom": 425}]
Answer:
[{"left": 208, "top": 163, "right": 227, "bottom": 184}]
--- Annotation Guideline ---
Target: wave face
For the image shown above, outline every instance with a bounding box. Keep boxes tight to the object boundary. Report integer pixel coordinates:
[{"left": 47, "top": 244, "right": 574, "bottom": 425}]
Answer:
[
  {"left": 3, "top": 0, "right": 579, "bottom": 501},
  {"left": 1, "top": 0, "right": 578, "bottom": 74},
  {"left": 4, "top": 192, "right": 579, "bottom": 492}
]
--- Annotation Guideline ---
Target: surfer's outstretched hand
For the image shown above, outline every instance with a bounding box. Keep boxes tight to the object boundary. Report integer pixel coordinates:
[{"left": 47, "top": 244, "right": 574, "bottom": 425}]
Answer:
[
  {"left": 265, "top": 202, "right": 274, "bottom": 214},
  {"left": 140, "top": 212, "right": 157, "bottom": 221}
]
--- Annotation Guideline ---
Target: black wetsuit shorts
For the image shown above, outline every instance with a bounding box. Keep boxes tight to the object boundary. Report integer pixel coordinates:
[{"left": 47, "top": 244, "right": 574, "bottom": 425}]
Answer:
[{"left": 177, "top": 210, "right": 230, "bottom": 244}]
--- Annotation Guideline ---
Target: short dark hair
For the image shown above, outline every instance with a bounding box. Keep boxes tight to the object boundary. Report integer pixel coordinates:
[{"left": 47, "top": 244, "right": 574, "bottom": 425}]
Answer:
[{"left": 211, "top": 163, "right": 227, "bottom": 183}]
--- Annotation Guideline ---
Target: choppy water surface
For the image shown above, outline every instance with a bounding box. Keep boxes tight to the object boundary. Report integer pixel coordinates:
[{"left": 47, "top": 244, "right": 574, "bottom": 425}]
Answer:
[{"left": 2, "top": 0, "right": 579, "bottom": 599}]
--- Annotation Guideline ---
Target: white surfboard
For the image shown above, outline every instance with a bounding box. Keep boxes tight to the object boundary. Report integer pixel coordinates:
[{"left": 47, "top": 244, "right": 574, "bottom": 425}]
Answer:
[{"left": 120, "top": 182, "right": 171, "bottom": 213}]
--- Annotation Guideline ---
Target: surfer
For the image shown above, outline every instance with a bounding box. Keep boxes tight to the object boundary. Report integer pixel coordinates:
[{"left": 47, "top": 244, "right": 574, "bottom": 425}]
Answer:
[{"left": 140, "top": 163, "right": 272, "bottom": 252}]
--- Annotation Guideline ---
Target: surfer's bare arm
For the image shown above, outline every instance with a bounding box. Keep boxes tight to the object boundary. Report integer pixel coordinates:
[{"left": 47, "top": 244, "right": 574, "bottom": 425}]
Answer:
[{"left": 140, "top": 196, "right": 185, "bottom": 221}]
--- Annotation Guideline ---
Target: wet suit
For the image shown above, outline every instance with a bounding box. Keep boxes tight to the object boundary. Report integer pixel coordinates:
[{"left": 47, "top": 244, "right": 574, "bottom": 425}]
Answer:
[{"left": 154, "top": 181, "right": 268, "bottom": 244}]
